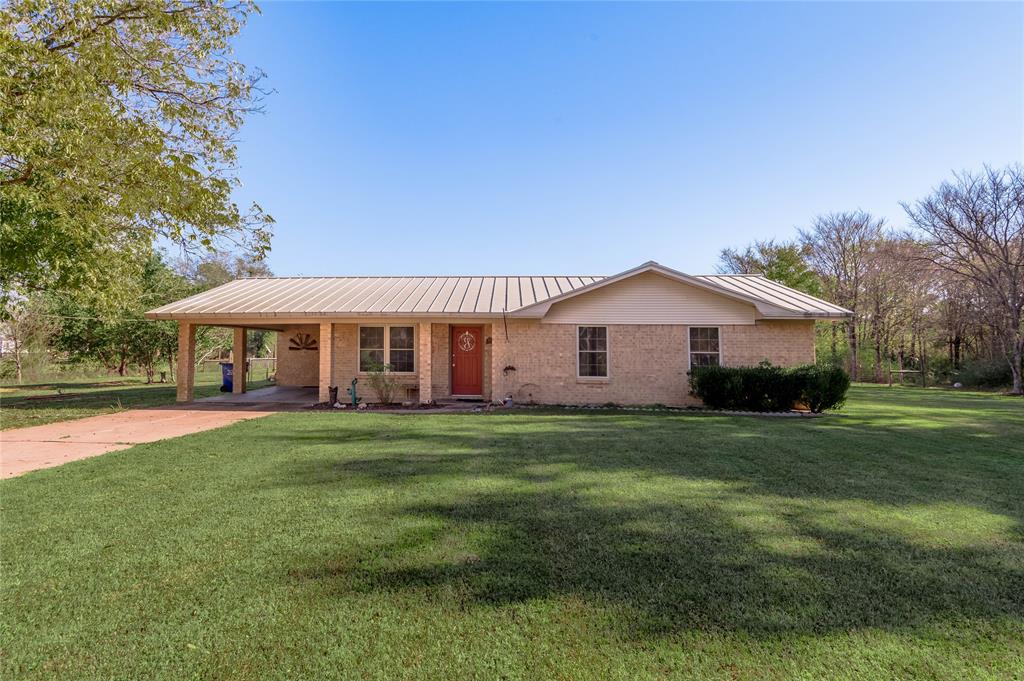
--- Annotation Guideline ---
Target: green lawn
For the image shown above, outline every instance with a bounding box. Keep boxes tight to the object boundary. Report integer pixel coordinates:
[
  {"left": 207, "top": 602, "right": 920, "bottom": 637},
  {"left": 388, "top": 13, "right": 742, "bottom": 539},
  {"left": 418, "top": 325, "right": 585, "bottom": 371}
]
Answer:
[
  {"left": 1, "top": 386, "right": 1022, "bottom": 679},
  {"left": 0, "top": 370, "right": 272, "bottom": 430}
]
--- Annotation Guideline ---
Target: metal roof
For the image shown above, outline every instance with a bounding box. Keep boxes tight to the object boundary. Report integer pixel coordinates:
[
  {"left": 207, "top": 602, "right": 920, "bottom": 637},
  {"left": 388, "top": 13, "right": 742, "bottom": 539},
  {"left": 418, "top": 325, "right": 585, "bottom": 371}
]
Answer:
[
  {"left": 146, "top": 264, "right": 852, "bottom": 320},
  {"left": 696, "top": 274, "right": 852, "bottom": 317},
  {"left": 147, "top": 276, "right": 605, "bottom": 318}
]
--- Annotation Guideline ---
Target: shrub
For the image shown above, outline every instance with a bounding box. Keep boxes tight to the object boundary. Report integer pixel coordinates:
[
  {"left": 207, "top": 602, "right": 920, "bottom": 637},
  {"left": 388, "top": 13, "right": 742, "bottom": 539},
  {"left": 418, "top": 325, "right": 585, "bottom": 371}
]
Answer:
[
  {"left": 364, "top": 362, "right": 401, "bottom": 405},
  {"left": 958, "top": 359, "right": 1013, "bottom": 389},
  {"left": 791, "top": 364, "right": 851, "bottom": 413},
  {"left": 689, "top": 362, "right": 850, "bottom": 413}
]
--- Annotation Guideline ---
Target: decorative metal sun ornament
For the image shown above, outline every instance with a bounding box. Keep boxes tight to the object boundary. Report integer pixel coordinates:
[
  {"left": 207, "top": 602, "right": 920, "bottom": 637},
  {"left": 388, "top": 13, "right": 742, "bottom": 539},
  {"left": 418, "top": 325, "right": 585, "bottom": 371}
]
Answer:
[
  {"left": 288, "top": 333, "right": 318, "bottom": 351},
  {"left": 458, "top": 331, "right": 476, "bottom": 352}
]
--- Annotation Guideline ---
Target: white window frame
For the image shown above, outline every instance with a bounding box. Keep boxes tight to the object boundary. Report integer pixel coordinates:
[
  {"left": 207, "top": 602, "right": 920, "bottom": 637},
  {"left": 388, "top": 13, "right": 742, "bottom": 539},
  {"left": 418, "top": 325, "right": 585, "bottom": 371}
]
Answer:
[
  {"left": 687, "top": 326, "right": 721, "bottom": 370},
  {"left": 576, "top": 325, "right": 610, "bottom": 379},
  {"left": 358, "top": 324, "right": 417, "bottom": 374}
]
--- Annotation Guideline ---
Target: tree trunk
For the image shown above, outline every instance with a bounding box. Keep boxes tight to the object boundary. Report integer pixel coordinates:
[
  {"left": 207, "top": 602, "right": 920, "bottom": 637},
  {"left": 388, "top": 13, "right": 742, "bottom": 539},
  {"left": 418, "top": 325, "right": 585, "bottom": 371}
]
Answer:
[
  {"left": 872, "top": 317, "right": 883, "bottom": 383},
  {"left": 13, "top": 339, "right": 23, "bottom": 384},
  {"left": 1011, "top": 346, "right": 1019, "bottom": 393},
  {"left": 848, "top": 319, "right": 859, "bottom": 381},
  {"left": 922, "top": 342, "right": 928, "bottom": 388},
  {"left": 1005, "top": 334, "right": 1023, "bottom": 396},
  {"left": 1010, "top": 352, "right": 1022, "bottom": 395}
]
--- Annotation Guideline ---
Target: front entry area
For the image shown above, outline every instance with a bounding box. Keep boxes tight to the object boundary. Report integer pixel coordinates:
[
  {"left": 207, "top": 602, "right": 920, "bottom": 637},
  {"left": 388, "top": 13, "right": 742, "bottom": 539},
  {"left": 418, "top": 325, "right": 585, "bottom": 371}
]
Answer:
[{"left": 451, "top": 326, "right": 483, "bottom": 397}]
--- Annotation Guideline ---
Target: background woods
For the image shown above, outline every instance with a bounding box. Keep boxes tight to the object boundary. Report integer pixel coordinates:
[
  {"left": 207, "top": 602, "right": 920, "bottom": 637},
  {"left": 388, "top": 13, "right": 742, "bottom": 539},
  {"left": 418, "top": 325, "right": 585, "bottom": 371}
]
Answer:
[
  {"left": 717, "top": 165, "right": 1024, "bottom": 394},
  {"left": 1, "top": 253, "right": 276, "bottom": 383}
]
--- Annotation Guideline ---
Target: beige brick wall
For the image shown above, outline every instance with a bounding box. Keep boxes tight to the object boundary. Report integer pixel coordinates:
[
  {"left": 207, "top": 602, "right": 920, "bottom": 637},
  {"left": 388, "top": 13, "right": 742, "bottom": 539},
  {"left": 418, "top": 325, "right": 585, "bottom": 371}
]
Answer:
[
  {"left": 281, "top": 318, "right": 813, "bottom": 405},
  {"left": 329, "top": 323, "right": 422, "bottom": 404},
  {"left": 276, "top": 324, "right": 320, "bottom": 387},
  {"left": 430, "top": 323, "right": 450, "bottom": 398},
  {"left": 721, "top": 320, "right": 816, "bottom": 367},
  {"left": 482, "top": 323, "right": 493, "bottom": 401},
  {"left": 490, "top": 319, "right": 816, "bottom": 406}
]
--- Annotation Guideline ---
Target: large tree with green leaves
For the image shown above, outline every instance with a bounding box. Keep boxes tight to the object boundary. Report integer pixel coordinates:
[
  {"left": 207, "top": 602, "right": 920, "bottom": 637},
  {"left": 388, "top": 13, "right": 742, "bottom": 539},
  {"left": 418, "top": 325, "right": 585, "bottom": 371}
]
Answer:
[
  {"left": 48, "top": 253, "right": 191, "bottom": 378},
  {"left": 716, "top": 239, "right": 821, "bottom": 295},
  {"left": 0, "top": 0, "right": 273, "bottom": 301}
]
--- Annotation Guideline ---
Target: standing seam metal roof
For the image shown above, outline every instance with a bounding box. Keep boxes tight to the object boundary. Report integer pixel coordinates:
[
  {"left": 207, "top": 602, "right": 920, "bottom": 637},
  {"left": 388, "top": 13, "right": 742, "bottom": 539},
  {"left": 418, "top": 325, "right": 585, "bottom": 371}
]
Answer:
[
  {"left": 146, "top": 272, "right": 852, "bottom": 318},
  {"left": 147, "top": 276, "right": 606, "bottom": 317}
]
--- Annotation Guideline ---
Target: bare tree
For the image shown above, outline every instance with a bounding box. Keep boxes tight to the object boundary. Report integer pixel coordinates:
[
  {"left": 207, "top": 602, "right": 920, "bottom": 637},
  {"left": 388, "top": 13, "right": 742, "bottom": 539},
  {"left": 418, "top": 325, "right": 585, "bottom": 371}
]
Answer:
[
  {"left": 799, "top": 212, "right": 885, "bottom": 380},
  {"left": 861, "top": 238, "right": 931, "bottom": 382},
  {"left": 1, "top": 297, "right": 55, "bottom": 383},
  {"left": 903, "top": 166, "right": 1024, "bottom": 395}
]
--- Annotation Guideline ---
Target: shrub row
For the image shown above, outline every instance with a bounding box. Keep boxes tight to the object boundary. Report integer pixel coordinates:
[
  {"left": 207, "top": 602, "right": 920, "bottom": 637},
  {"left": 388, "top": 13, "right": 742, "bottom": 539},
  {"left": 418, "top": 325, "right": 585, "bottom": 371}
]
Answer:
[{"left": 688, "top": 363, "right": 850, "bottom": 413}]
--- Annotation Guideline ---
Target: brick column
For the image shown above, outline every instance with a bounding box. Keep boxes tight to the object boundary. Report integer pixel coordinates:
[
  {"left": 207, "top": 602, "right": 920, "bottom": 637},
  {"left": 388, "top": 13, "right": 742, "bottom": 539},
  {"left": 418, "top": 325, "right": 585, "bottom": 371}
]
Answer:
[
  {"left": 318, "top": 322, "right": 334, "bottom": 403},
  {"left": 418, "top": 322, "right": 433, "bottom": 403},
  {"left": 176, "top": 322, "right": 196, "bottom": 402},
  {"left": 232, "top": 327, "right": 247, "bottom": 394},
  {"left": 491, "top": 320, "right": 507, "bottom": 403}
]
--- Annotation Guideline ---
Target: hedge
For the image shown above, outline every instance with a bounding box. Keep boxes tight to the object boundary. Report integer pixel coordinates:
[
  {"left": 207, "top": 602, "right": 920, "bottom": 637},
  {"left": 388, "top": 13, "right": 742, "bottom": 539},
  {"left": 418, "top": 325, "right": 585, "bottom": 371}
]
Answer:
[{"left": 688, "top": 363, "right": 850, "bottom": 413}]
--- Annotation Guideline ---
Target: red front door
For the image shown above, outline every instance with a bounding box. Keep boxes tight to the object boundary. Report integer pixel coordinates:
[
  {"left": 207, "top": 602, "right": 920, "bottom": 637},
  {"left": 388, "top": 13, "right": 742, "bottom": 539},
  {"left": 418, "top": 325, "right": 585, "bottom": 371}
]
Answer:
[{"left": 451, "top": 326, "right": 483, "bottom": 396}]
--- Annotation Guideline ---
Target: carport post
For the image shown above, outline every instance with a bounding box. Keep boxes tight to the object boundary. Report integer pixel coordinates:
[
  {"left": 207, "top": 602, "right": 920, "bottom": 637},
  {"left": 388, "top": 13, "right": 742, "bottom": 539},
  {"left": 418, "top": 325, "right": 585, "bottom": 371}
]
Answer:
[
  {"left": 318, "top": 322, "right": 334, "bottom": 403},
  {"left": 176, "top": 322, "right": 196, "bottom": 402},
  {"left": 232, "top": 327, "right": 247, "bottom": 394}
]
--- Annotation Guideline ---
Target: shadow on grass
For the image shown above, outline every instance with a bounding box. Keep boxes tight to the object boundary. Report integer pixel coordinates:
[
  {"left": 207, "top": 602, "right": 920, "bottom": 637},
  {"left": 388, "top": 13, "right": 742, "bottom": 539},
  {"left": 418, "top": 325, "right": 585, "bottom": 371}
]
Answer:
[
  {"left": 273, "top": 409, "right": 1024, "bottom": 639},
  {"left": 270, "top": 407, "right": 1023, "bottom": 514},
  {"left": 0, "top": 380, "right": 276, "bottom": 415},
  {"left": 295, "top": 490, "right": 1023, "bottom": 637},
  {"left": 0, "top": 380, "right": 142, "bottom": 391}
]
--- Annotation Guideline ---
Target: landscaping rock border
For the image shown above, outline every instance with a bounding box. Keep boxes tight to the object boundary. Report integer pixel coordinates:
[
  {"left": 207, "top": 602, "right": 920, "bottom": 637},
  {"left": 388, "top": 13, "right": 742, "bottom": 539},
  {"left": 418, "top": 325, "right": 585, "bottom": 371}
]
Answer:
[
  {"left": 508, "top": 404, "right": 825, "bottom": 417},
  {"left": 304, "top": 402, "right": 827, "bottom": 417}
]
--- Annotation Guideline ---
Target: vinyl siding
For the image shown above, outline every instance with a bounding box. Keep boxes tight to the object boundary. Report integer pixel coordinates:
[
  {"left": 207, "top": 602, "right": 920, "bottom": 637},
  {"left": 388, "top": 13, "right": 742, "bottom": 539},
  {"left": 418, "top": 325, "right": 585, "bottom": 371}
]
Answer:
[{"left": 542, "top": 271, "right": 756, "bottom": 325}]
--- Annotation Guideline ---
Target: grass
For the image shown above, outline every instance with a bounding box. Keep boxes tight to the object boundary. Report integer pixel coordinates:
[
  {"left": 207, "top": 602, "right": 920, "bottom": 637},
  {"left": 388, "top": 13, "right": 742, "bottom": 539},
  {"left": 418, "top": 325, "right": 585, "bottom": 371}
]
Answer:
[
  {"left": 1, "top": 385, "right": 1022, "bottom": 679},
  {"left": 0, "top": 369, "right": 273, "bottom": 430}
]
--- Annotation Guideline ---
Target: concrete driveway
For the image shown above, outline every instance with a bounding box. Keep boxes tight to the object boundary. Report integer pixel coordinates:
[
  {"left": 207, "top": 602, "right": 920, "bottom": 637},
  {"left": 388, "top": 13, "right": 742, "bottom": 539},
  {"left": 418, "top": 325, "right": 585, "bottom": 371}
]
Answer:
[{"left": 1, "top": 404, "right": 285, "bottom": 479}]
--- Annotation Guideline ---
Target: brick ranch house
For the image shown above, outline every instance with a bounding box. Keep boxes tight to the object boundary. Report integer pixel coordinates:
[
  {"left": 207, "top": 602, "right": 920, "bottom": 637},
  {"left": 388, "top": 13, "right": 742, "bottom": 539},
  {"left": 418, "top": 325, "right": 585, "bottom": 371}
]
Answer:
[{"left": 147, "top": 261, "right": 852, "bottom": 407}]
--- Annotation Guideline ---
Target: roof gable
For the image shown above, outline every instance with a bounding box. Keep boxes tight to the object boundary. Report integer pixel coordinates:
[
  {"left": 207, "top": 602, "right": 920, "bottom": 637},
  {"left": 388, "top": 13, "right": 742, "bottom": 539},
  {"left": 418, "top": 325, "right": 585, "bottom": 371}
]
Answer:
[
  {"left": 541, "top": 270, "right": 756, "bottom": 325},
  {"left": 512, "top": 261, "right": 851, "bottom": 320}
]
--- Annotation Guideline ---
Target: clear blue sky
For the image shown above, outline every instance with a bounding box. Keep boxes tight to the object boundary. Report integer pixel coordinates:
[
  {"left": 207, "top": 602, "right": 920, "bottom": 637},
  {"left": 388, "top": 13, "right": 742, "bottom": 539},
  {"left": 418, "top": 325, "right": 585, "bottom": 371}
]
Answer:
[{"left": 230, "top": 1, "right": 1023, "bottom": 277}]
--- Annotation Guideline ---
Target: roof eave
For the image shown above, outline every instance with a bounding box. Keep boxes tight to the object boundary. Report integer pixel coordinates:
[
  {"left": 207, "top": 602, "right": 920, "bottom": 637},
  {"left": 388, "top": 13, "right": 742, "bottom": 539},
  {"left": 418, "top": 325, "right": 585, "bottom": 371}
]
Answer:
[
  {"left": 144, "top": 311, "right": 508, "bottom": 321},
  {"left": 760, "top": 312, "right": 853, "bottom": 320}
]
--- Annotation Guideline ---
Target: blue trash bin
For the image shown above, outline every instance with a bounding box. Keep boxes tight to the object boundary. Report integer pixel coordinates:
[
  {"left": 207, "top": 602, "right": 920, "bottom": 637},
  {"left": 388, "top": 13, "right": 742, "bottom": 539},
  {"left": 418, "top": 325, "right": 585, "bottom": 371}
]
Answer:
[{"left": 219, "top": 362, "right": 234, "bottom": 392}]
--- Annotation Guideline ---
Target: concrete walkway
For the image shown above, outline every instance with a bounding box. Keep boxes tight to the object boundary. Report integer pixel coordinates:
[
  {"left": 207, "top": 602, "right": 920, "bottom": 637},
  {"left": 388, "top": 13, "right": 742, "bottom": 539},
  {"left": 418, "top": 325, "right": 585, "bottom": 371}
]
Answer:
[
  {"left": 0, "top": 403, "right": 286, "bottom": 479},
  {"left": 196, "top": 385, "right": 318, "bottom": 405}
]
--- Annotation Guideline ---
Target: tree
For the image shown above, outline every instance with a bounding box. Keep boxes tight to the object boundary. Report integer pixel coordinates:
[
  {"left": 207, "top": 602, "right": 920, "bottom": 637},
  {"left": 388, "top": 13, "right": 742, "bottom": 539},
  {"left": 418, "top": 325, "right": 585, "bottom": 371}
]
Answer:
[
  {"left": 174, "top": 252, "right": 273, "bottom": 289},
  {"left": 716, "top": 239, "right": 821, "bottom": 295},
  {"left": 49, "top": 254, "right": 190, "bottom": 379},
  {"left": 172, "top": 251, "right": 275, "bottom": 363},
  {"left": 903, "top": 165, "right": 1024, "bottom": 395},
  {"left": 799, "top": 212, "right": 885, "bottom": 381},
  {"left": 0, "top": 0, "right": 274, "bottom": 301},
  {"left": 1, "top": 296, "right": 55, "bottom": 382}
]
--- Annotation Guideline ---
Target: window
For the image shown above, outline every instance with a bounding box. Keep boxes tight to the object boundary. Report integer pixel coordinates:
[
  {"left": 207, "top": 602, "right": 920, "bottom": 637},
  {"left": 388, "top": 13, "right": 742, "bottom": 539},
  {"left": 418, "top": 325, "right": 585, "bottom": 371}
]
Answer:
[
  {"left": 359, "top": 325, "right": 416, "bottom": 373},
  {"left": 359, "top": 326, "right": 385, "bottom": 371},
  {"left": 689, "top": 327, "right": 720, "bottom": 367},
  {"left": 389, "top": 326, "right": 415, "bottom": 372},
  {"left": 578, "top": 326, "right": 608, "bottom": 377}
]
